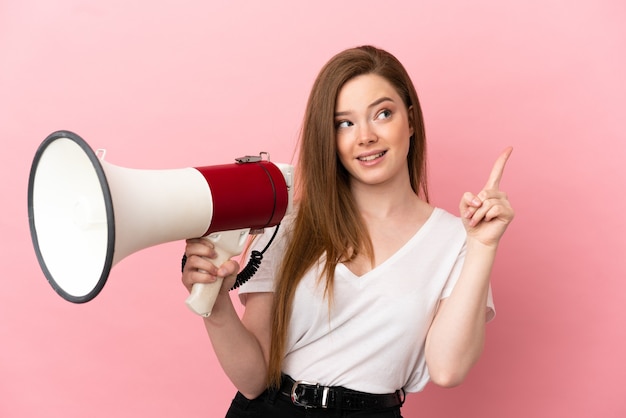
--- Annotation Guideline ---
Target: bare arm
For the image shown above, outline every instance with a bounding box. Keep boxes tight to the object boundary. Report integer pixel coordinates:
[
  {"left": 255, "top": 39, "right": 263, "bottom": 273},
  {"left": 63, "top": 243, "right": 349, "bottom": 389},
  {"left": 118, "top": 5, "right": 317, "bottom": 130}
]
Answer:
[
  {"left": 425, "top": 147, "right": 514, "bottom": 387},
  {"left": 182, "top": 239, "right": 272, "bottom": 399},
  {"left": 425, "top": 240, "right": 496, "bottom": 387}
]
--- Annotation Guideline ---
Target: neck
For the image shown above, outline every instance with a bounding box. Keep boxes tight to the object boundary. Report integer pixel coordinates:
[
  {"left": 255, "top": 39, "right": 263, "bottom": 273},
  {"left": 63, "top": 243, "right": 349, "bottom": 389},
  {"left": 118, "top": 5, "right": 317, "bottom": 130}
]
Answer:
[{"left": 351, "top": 176, "right": 422, "bottom": 220}]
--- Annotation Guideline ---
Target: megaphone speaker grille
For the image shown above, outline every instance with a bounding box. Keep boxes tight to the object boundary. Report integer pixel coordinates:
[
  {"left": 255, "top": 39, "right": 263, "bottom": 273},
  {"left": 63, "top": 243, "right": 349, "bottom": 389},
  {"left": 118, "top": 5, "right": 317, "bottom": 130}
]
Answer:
[{"left": 28, "top": 131, "right": 115, "bottom": 303}]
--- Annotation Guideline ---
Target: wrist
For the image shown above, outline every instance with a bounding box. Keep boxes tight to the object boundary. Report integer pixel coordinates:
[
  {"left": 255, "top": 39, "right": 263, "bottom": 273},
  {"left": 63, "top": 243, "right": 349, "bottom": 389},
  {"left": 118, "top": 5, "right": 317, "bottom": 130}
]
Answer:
[
  {"left": 465, "top": 236, "right": 500, "bottom": 253},
  {"left": 203, "top": 292, "right": 236, "bottom": 327}
]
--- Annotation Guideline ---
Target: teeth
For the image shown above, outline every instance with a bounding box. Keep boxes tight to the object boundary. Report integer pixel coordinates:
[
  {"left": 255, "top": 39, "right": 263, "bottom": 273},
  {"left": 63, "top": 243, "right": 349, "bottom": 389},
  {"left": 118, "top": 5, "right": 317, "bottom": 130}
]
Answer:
[{"left": 358, "top": 152, "right": 385, "bottom": 161}]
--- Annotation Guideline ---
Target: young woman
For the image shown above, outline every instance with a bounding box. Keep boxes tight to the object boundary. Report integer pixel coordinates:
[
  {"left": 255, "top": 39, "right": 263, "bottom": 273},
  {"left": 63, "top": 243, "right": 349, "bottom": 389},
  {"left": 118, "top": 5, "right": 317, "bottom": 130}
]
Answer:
[{"left": 181, "top": 45, "right": 514, "bottom": 417}]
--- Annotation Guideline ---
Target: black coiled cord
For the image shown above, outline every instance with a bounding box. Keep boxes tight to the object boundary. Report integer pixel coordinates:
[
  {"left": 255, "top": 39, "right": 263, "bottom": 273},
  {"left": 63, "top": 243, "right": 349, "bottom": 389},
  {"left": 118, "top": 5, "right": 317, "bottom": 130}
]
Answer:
[
  {"left": 230, "top": 249, "right": 263, "bottom": 290},
  {"left": 181, "top": 224, "right": 280, "bottom": 291}
]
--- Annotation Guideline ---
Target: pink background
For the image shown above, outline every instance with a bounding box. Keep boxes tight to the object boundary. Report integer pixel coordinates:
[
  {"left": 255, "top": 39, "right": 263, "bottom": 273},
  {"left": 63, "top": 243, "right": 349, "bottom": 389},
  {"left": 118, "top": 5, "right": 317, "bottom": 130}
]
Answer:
[{"left": 1, "top": 1, "right": 625, "bottom": 417}]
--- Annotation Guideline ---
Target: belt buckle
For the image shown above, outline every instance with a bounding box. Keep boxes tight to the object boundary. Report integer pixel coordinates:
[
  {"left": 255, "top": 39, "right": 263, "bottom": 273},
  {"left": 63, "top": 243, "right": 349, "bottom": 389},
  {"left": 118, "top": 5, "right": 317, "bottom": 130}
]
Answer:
[{"left": 291, "top": 380, "right": 330, "bottom": 408}]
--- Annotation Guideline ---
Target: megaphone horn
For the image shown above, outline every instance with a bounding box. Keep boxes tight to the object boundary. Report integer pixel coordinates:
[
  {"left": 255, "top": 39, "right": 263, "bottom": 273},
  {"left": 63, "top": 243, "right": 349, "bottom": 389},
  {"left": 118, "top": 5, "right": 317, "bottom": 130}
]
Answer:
[{"left": 28, "top": 130, "right": 293, "bottom": 315}]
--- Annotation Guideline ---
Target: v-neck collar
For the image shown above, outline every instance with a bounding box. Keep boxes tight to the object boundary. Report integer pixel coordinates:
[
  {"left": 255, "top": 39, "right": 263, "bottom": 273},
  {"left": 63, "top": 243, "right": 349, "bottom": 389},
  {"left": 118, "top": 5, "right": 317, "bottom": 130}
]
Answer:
[{"left": 336, "top": 207, "right": 442, "bottom": 282}]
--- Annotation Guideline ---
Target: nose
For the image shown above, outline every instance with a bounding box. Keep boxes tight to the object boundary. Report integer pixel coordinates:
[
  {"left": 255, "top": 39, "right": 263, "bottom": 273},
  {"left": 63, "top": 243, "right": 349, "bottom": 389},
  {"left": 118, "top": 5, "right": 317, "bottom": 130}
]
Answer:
[{"left": 357, "top": 122, "right": 378, "bottom": 145}]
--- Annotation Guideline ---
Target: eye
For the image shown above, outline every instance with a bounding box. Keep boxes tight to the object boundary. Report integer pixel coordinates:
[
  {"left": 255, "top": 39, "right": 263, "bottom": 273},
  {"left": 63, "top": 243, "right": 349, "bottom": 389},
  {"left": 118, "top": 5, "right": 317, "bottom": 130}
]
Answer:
[
  {"left": 336, "top": 120, "right": 353, "bottom": 129},
  {"left": 376, "top": 109, "right": 392, "bottom": 120}
]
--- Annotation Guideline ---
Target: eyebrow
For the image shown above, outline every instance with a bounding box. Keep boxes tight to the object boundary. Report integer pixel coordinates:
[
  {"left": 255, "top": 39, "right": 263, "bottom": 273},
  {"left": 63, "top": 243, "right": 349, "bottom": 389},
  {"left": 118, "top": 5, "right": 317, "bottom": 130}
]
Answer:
[{"left": 334, "top": 96, "right": 395, "bottom": 118}]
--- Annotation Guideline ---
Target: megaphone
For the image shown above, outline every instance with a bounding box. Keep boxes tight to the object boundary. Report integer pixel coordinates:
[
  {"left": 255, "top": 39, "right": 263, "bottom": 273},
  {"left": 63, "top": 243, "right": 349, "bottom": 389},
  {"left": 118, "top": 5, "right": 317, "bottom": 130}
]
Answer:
[{"left": 27, "top": 130, "right": 293, "bottom": 316}]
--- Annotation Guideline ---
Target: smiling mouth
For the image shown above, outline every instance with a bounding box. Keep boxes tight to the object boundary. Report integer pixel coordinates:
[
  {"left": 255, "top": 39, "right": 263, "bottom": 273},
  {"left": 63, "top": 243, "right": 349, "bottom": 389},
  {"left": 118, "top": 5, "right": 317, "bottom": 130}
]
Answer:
[{"left": 357, "top": 151, "right": 387, "bottom": 162}]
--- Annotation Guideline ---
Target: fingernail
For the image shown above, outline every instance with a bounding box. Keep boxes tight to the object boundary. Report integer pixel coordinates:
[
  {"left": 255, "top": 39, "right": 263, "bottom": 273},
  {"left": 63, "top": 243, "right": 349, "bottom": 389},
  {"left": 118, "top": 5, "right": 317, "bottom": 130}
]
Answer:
[{"left": 472, "top": 198, "right": 481, "bottom": 206}]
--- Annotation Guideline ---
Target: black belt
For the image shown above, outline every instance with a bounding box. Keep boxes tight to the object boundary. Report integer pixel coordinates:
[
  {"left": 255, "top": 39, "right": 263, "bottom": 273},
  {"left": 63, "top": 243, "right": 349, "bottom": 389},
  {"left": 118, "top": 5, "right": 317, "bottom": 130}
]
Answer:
[{"left": 279, "top": 374, "right": 405, "bottom": 410}]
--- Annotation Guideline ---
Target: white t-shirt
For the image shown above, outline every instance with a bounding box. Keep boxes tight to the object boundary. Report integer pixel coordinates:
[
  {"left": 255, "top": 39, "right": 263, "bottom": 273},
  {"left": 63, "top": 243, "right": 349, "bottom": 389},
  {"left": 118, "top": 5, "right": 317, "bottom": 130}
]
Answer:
[{"left": 239, "top": 207, "right": 495, "bottom": 394}]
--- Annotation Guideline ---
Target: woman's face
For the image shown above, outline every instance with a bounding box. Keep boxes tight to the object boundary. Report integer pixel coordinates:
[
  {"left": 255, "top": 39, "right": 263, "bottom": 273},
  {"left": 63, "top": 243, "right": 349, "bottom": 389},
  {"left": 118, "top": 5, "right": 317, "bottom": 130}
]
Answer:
[{"left": 334, "top": 73, "right": 414, "bottom": 189}]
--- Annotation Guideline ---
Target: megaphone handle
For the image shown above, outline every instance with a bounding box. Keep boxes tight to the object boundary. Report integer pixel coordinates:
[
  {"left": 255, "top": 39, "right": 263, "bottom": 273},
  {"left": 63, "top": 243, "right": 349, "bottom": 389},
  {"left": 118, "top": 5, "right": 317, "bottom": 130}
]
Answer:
[{"left": 185, "top": 229, "right": 249, "bottom": 317}]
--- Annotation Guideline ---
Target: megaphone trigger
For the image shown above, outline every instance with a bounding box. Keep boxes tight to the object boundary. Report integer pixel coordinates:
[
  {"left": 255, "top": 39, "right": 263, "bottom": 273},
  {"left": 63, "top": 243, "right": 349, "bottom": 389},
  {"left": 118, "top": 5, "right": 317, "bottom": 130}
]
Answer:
[{"left": 185, "top": 229, "right": 250, "bottom": 317}]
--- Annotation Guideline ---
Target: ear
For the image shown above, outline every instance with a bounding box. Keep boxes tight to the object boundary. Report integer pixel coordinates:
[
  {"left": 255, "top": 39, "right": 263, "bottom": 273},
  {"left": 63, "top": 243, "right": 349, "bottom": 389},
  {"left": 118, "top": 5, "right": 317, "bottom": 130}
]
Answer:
[{"left": 407, "top": 105, "right": 415, "bottom": 136}]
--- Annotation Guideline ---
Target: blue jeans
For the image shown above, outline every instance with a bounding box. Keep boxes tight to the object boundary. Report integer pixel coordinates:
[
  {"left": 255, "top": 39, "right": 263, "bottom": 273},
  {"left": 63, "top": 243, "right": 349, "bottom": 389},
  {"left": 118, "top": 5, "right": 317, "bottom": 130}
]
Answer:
[{"left": 225, "top": 390, "right": 403, "bottom": 418}]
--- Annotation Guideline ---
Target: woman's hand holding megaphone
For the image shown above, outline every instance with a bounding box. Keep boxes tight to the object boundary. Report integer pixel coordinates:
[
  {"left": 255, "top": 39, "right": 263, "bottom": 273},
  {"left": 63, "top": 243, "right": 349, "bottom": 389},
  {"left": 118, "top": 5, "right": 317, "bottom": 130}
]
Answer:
[{"left": 182, "top": 229, "right": 248, "bottom": 317}]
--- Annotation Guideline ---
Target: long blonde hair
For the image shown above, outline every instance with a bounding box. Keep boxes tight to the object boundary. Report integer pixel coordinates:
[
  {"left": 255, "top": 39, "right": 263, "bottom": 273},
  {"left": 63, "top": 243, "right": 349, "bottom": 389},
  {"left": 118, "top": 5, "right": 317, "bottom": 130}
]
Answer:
[{"left": 268, "top": 45, "right": 429, "bottom": 387}]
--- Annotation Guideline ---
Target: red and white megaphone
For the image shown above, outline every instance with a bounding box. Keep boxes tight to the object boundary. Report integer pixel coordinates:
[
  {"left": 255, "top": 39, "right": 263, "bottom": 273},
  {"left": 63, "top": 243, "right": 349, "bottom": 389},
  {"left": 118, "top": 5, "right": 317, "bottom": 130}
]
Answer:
[{"left": 27, "top": 130, "right": 293, "bottom": 316}]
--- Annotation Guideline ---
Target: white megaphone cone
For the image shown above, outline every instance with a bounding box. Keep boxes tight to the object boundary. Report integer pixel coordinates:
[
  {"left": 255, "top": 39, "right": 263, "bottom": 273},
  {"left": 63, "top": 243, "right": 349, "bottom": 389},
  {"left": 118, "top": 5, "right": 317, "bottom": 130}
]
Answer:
[{"left": 28, "top": 130, "right": 293, "bottom": 316}]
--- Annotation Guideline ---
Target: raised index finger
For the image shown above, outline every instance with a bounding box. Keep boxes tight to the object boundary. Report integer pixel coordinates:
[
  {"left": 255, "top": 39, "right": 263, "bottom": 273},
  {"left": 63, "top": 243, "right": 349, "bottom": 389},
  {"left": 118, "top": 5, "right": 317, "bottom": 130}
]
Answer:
[{"left": 484, "top": 146, "right": 513, "bottom": 190}]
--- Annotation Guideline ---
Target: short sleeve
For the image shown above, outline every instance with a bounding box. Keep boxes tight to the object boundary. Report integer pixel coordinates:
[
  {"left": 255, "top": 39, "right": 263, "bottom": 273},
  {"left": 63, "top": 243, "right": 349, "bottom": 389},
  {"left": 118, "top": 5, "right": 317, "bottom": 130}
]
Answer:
[{"left": 237, "top": 222, "right": 288, "bottom": 305}]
